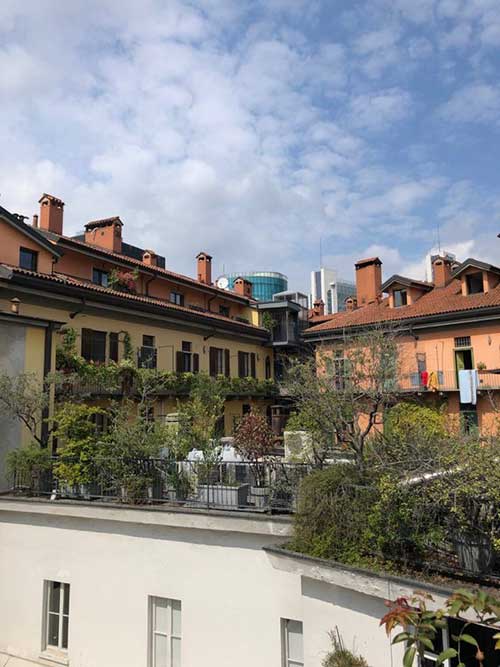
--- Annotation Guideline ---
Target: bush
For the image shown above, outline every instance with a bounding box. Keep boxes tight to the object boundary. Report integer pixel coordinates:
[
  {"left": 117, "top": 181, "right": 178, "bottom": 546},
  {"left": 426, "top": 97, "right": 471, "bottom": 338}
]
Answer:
[
  {"left": 6, "top": 443, "right": 52, "bottom": 487},
  {"left": 290, "top": 464, "right": 377, "bottom": 562},
  {"left": 323, "top": 630, "right": 369, "bottom": 667}
]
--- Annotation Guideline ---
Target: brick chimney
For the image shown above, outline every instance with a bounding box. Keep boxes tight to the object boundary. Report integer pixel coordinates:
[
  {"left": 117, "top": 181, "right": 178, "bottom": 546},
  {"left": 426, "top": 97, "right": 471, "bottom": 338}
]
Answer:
[
  {"left": 142, "top": 249, "right": 158, "bottom": 267},
  {"left": 39, "top": 194, "right": 64, "bottom": 235},
  {"left": 355, "top": 257, "right": 382, "bottom": 306},
  {"left": 432, "top": 256, "right": 453, "bottom": 288},
  {"left": 312, "top": 299, "right": 324, "bottom": 317},
  {"left": 345, "top": 296, "right": 357, "bottom": 311},
  {"left": 234, "top": 277, "right": 253, "bottom": 298},
  {"left": 196, "top": 252, "right": 212, "bottom": 284},
  {"left": 84, "top": 217, "right": 123, "bottom": 254}
]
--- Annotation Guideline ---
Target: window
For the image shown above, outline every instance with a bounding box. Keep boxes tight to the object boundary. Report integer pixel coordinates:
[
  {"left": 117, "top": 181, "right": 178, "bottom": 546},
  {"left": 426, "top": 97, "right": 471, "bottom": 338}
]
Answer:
[
  {"left": 92, "top": 268, "right": 109, "bottom": 287},
  {"left": 281, "top": 619, "right": 303, "bottom": 667},
  {"left": 265, "top": 355, "right": 272, "bottom": 380},
  {"left": 209, "top": 347, "right": 230, "bottom": 377},
  {"left": 393, "top": 289, "right": 408, "bottom": 307},
  {"left": 44, "top": 581, "right": 70, "bottom": 651},
  {"left": 238, "top": 351, "right": 256, "bottom": 378},
  {"left": 219, "top": 304, "right": 230, "bottom": 317},
  {"left": 170, "top": 291, "right": 184, "bottom": 307},
  {"left": 81, "top": 328, "right": 106, "bottom": 363},
  {"left": 139, "top": 335, "right": 157, "bottom": 369},
  {"left": 109, "top": 332, "right": 119, "bottom": 363},
  {"left": 181, "top": 341, "right": 192, "bottom": 372},
  {"left": 466, "top": 272, "right": 484, "bottom": 294},
  {"left": 19, "top": 247, "right": 38, "bottom": 271},
  {"left": 149, "top": 597, "right": 181, "bottom": 667},
  {"left": 176, "top": 342, "right": 199, "bottom": 373},
  {"left": 454, "top": 336, "right": 471, "bottom": 348}
]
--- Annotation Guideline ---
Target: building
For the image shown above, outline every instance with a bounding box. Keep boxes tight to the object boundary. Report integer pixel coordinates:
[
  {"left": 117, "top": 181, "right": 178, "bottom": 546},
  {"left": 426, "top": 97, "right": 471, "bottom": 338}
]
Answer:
[
  {"left": 216, "top": 271, "right": 288, "bottom": 302},
  {"left": 0, "top": 195, "right": 276, "bottom": 471},
  {"left": 305, "top": 251, "right": 500, "bottom": 434},
  {"left": 310, "top": 267, "right": 355, "bottom": 315}
]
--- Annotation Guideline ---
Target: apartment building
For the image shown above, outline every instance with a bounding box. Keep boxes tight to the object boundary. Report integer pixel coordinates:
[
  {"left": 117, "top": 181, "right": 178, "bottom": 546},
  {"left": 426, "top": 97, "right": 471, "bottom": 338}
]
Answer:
[
  {"left": 0, "top": 195, "right": 276, "bottom": 461},
  {"left": 305, "top": 252, "right": 500, "bottom": 434}
]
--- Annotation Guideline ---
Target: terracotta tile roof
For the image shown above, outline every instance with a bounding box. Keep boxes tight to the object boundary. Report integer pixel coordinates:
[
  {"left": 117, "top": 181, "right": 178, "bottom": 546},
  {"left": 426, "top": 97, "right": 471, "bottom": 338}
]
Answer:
[
  {"left": 305, "top": 278, "right": 500, "bottom": 336},
  {"left": 42, "top": 231, "right": 254, "bottom": 304},
  {"left": 0, "top": 264, "right": 267, "bottom": 335}
]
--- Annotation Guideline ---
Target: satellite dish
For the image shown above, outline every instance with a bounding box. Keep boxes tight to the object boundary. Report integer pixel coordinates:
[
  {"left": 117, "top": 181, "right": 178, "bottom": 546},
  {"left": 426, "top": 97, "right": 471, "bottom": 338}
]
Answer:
[{"left": 216, "top": 277, "right": 229, "bottom": 290}]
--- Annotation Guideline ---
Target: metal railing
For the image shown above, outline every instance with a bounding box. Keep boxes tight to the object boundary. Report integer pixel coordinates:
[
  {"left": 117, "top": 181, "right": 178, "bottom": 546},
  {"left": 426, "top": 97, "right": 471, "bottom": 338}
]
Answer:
[
  {"left": 10, "top": 458, "right": 317, "bottom": 514},
  {"left": 398, "top": 370, "right": 500, "bottom": 392}
]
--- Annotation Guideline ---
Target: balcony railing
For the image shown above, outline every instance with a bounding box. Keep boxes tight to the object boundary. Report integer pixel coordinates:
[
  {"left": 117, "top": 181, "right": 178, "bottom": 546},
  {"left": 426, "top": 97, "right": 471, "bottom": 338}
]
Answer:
[
  {"left": 398, "top": 370, "right": 500, "bottom": 392},
  {"left": 10, "top": 458, "right": 316, "bottom": 514}
]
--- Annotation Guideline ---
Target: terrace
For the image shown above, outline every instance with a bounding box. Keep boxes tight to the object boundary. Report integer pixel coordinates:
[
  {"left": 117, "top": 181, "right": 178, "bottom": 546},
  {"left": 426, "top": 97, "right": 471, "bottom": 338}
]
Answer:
[{"left": 398, "top": 369, "right": 500, "bottom": 392}]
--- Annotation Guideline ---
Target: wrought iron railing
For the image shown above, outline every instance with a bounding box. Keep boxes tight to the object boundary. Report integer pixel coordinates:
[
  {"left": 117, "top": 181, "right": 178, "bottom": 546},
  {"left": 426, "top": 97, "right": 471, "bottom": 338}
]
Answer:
[{"left": 10, "top": 458, "right": 317, "bottom": 514}]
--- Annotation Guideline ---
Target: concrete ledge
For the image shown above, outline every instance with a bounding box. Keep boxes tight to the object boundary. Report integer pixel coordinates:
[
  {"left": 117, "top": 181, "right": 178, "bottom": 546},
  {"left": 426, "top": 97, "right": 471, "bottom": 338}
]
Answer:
[
  {"left": 265, "top": 545, "right": 456, "bottom": 605},
  {"left": 0, "top": 496, "right": 293, "bottom": 537}
]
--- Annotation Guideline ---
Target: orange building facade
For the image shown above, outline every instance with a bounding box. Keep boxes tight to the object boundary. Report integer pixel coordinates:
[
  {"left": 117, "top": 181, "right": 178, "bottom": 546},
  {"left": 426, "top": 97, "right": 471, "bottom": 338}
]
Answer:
[{"left": 305, "top": 253, "right": 500, "bottom": 435}]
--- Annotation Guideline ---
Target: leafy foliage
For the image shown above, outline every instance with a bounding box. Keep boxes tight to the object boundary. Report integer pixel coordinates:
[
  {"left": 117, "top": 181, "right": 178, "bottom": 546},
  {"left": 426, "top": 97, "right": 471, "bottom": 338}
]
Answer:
[
  {"left": 234, "top": 410, "right": 274, "bottom": 462},
  {"left": 322, "top": 629, "right": 369, "bottom": 667}
]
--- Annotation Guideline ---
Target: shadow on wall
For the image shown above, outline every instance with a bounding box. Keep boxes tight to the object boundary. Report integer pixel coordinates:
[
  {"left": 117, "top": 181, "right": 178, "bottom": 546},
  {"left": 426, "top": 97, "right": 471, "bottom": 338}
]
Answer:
[{"left": 301, "top": 575, "right": 387, "bottom": 619}]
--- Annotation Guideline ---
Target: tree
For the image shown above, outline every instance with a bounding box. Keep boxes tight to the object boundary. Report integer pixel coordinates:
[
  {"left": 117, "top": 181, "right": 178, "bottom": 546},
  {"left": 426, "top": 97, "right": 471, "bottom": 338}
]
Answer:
[
  {"left": 285, "top": 326, "right": 400, "bottom": 468},
  {"left": 0, "top": 371, "right": 55, "bottom": 448},
  {"left": 234, "top": 409, "right": 275, "bottom": 487}
]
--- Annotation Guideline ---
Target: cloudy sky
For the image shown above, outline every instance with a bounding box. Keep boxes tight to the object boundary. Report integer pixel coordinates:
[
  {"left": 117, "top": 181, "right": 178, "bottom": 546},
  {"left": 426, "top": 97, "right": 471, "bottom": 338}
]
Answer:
[{"left": 1, "top": 0, "right": 500, "bottom": 291}]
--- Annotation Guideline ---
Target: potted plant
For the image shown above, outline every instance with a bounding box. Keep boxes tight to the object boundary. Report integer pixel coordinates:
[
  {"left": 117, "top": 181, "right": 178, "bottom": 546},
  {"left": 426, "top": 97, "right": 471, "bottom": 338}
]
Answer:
[
  {"left": 234, "top": 410, "right": 274, "bottom": 508},
  {"left": 109, "top": 268, "right": 139, "bottom": 293}
]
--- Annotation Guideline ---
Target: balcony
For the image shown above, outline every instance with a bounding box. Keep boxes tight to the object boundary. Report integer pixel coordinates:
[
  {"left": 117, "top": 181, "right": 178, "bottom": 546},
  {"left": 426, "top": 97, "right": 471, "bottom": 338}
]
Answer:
[{"left": 398, "top": 370, "right": 500, "bottom": 393}]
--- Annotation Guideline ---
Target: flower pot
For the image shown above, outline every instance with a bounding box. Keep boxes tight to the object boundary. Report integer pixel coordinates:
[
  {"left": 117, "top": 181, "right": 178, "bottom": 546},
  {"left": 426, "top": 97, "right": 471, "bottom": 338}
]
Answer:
[
  {"left": 454, "top": 533, "right": 494, "bottom": 574},
  {"left": 198, "top": 483, "right": 249, "bottom": 508},
  {"left": 250, "top": 486, "right": 270, "bottom": 509}
]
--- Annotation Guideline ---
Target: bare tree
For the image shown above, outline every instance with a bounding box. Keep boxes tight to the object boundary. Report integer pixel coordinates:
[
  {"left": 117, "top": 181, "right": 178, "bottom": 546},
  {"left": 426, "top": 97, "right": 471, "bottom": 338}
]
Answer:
[{"left": 285, "top": 326, "right": 400, "bottom": 468}]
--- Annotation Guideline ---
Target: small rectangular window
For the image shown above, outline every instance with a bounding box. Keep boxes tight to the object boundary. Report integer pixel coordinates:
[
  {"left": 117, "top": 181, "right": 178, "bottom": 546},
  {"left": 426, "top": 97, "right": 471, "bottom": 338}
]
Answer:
[
  {"left": 109, "top": 332, "right": 119, "bottom": 362},
  {"left": 170, "top": 292, "right": 184, "bottom": 307},
  {"left": 454, "top": 336, "right": 471, "bottom": 348},
  {"left": 143, "top": 335, "right": 155, "bottom": 348},
  {"left": 466, "top": 272, "right": 484, "bottom": 294},
  {"left": 149, "top": 597, "right": 181, "bottom": 667},
  {"left": 181, "top": 341, "right": 191, "bottom": 352},
  {"left": 44, "top": 581, "right": 70, "bottom": 651},
  {"left": 219, "top": 305, "right": 230, "bottom": 317},
  {"left": 139, "top": 336, "right": 157, "bottom": 369},
  {"left": 19, "top": 247, "right": 38, "bottom": 271},
  {"left": 281, "top": 618, "right": 303, "bottom": 667},
  {"left": 92, "top": 268, "right": 109, "bottom": 287},
  {"left": 393, "top": 289, "right": 408, "bottom": 307}
]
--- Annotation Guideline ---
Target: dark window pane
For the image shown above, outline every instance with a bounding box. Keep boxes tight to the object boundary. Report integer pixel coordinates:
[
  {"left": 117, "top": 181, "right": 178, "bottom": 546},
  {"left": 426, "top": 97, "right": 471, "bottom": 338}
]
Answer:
[
  {"left": 62, "top": 616, "right": 69, "bottom": 649},
  {"left": 92, "top": 268, "right": 108, "bottom": 287},
  {"left": 109, "top": 332, "right": 119, "bottom": 363},
  {"left": 19, "top": 248, "right": 38, "bottom": 271},
  {"left": 47, "top": 613, "right": 59, "bottom": 646},
  {"left": 182, "top": 341, "right": 191, "bottom": 352},
  {"left": 466, "top": 272, "right": 484, "bottom": 294},
  {"left": 143, "top": 335, "right": 155, "bottom": 347},
  {"left": 219, "top": 305, "right": 230, "bottom": 317},
  {"left": 49, "top": 582, "right": 60, "bottom": 613},
  {"left": 63, "top": 584, "right": 70, "bottom": 615},
  {"left": 81, "top": 329, "right": 107, "bottom": 363},
  {"left": 394, "top": 289, "right": 407, "bottom": 307}
]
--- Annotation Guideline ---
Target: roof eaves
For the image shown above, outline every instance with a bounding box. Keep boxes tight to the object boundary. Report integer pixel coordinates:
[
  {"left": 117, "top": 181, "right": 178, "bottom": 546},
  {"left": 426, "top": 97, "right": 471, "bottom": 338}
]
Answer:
[{"left": 0, "top": 206, "right": 62, "bottom": 259}]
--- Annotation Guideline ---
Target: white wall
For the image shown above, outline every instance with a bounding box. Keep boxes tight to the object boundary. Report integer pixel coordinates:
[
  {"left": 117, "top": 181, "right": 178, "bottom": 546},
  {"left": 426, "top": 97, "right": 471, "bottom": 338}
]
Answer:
[{"left": 0, "top": 500, "right": 412, "bottom": 667}]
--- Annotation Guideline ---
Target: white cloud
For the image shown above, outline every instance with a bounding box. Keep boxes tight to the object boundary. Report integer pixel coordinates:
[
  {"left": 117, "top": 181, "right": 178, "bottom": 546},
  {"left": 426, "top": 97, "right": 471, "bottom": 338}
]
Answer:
[
  {"left": 439, "top": 83, "right": 500, "bottom": 123},
  {"left": 348, "top": 89, "right": 413, "bottom": 130}
]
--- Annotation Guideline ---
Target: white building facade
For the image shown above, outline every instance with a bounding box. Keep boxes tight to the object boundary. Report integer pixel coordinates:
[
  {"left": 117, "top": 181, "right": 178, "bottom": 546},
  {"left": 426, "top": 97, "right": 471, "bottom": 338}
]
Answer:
[
  {"left": 1, "top": 497, "right": 452, "bottom": 667},
  {"left": 310, "top": 268, "right": 355, "bottom": 315}
]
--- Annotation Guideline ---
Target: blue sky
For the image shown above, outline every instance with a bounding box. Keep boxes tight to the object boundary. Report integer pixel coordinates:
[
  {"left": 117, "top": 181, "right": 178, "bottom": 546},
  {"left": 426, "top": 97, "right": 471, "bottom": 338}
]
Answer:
[{"left": 1, "top": 0, "right": 500, "bottom": 291}]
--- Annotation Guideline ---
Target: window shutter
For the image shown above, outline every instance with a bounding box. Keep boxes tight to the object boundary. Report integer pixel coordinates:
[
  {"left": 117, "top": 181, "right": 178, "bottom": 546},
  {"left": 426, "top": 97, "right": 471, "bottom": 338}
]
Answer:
[
  {"left": 250, "top": 352, "right": 256, "bottom": 378},
  {"left": 224, "top": 349, "right": 230, "bottom": 377},
  {"left": 176, "top": 351, "right": 183, "bottom": 373},
  {"left": 209, "top": 347, "right": 216, "bottom": 376},
  {"left": 193, "top": 353, "right": 199, "bottom": 373},
  {"left": 238, "top": 351, "right": 244, "bottom": 378}
]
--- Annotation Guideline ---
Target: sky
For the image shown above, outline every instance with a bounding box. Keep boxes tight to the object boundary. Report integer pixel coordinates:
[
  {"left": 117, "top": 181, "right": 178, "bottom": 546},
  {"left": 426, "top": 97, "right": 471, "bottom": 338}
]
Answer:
[{"left": 1, "top": 0, "right": 500, "bottom": 292}]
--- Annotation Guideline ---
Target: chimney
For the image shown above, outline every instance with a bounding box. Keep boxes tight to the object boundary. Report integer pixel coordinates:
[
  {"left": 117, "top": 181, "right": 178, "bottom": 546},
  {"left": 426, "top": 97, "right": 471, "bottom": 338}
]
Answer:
[
  {"left": 312, "top": 299, "right": 324, "bottom": 317},
  {"left": 84, "top": 217, "right": 123, "bottom": 254},
  {"left": 234, "top": 277, "right": 253, "bottom": 299},
  {"left": 432, "top": 256, "right": 453, "bottom": 288},
  {"left": 32, "top": 214, "right": 39, "bottom": 228},
  {"left": 196, "top": 252, "right": 212, "bottom": 284},
  {"left": 345, "top": 296, "right": 357, "bottom": 312},
  {"left": 355, "top": 257, "right": 382, "bottom": 306},
  {"left": 142, "top": 249, "right": 158, "bottom": 267},
  {"left": 38, "top": 194, "right": 64, "bottom": 235}
]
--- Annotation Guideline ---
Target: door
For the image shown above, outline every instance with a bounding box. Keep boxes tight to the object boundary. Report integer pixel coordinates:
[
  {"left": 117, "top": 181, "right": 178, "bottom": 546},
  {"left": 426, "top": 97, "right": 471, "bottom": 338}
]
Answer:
[{"left": 454, "top": 348, "right": 473, "bottom": 387}]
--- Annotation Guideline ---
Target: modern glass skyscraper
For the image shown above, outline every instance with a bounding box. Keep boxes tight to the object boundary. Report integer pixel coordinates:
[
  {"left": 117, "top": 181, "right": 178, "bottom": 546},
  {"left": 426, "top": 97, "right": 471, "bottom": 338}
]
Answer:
[
  {"left": 216, "top": 272, "right": 288, "bottom": 301},
  {"left": 310, "top": 268, "right": 356, "bottom": 314}
]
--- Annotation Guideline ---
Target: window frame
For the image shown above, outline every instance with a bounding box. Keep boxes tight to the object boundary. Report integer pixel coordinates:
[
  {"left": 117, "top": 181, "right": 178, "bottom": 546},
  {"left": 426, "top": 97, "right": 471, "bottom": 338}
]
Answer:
[
  {"left": 281, "top": 618, "right": 304, "bottom": 667},
  {"left": 393, "top": 288, "right": 408, "bottom": 307},
  {"left": 219, "top": 304, "right": 230, "bottom": 317},
  {"left": 19, "top": 246, "right": 38, "bottom": 272},
  {"left": 81, "top": 328, "right": 107, "bottom": 363},
  {"left": 149, "top": 596, "right": 182, "bottom": 667},
  {"left": 170, "top": 291, "right": 184, "bottom": 307},
  {"left": 465, "top": 272, "right": 484, "bottom": 295},
  {"left": 43, "top": 580, "right": 70, "bottom": 653},
  {"left": 92, "top": 267, "right": 109, "bottom": 287}
]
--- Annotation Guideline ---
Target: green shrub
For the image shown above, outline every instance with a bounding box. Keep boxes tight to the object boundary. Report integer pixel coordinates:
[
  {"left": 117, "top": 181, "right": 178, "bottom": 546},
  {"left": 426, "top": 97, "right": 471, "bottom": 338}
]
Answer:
[
  {"left": 6, "top": 443, "right": 52, "bottom": 486},
  {"left": 323, "top": 630, "right": 369, "bottom": 667},
  {"left": 290, "top": 464, "right": 377, "bottom": 562}
]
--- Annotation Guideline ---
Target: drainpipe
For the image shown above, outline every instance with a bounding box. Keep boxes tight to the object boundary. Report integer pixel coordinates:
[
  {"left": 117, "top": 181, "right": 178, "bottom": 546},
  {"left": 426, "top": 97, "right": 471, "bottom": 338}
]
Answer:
[
  {"left": 144, "top": 274, "right": 155, "bottom": 296},
  {"left": 207, "top": 294, "right": 217, "bottom": 313}
]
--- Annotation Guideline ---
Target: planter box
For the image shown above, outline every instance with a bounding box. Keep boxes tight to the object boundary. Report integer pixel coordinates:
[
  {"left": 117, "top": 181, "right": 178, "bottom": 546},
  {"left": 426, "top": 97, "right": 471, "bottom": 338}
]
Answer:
[
  {"left": 250, "top": 486, "right": 270, "bottom": 509},
  {"left": 454, "top": 534, "right": 494, "bottom": 574},
  {"left": 198, "top": 483, "right": 249, "bottom": 508}
]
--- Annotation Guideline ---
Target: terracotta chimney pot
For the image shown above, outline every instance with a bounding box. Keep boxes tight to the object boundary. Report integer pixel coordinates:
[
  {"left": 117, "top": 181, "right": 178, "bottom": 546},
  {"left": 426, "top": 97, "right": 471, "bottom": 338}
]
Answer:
[{"left": 38, "top": 194, "right": 64, "bottom": 235}]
